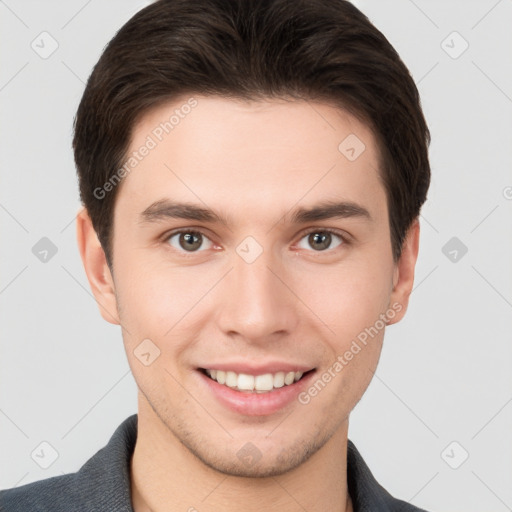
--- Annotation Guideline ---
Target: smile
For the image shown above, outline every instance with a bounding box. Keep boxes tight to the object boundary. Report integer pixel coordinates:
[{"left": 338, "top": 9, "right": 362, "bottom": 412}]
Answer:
[{"left": 202, "top": 369, "right": 308, "bottom": 393}]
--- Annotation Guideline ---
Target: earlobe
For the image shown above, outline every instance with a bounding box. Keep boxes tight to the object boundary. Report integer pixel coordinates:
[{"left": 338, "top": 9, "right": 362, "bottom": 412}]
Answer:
[
  {"left": 76, "top": 207, "right": 120, "bottom": 325},
  {"left": 387, "top": 219, "right": 420, "bottom": 325}
]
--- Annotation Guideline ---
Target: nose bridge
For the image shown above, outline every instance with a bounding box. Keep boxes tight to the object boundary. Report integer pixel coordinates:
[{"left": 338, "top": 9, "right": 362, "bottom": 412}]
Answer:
[{"left": 216, "top": 237, "right": 297, "bottom": 340}]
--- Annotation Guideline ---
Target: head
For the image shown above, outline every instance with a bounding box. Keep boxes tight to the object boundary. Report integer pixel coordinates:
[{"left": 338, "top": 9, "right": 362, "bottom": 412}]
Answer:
[{"left": 75, "top": 0, "right": 430, "bottom": 477}]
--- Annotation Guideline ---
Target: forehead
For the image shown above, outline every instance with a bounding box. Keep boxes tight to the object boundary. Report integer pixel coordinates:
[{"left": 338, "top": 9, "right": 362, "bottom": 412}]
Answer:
[{"left": 116, "top": 95, "right": 386, "bottom": 224}]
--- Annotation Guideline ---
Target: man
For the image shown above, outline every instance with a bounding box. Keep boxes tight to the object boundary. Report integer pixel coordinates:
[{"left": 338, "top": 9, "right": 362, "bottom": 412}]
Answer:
[{"left": 1, "top": 0, "right": 431, "bottom": 510}]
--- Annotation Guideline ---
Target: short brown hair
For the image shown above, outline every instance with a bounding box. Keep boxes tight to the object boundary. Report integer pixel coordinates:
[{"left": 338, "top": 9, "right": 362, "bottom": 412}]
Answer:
[{"left": 73, "top": 0, "right": 430, "bottom": 265}]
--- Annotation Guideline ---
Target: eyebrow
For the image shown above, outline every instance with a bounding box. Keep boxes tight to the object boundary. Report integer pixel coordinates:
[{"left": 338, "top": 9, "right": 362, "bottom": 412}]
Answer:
[
  {"left": 139, "top": 199, "right": 371, "bottom": 227},
  {"left": 290, "top": 200, "right": 371, "bottom": 223}
]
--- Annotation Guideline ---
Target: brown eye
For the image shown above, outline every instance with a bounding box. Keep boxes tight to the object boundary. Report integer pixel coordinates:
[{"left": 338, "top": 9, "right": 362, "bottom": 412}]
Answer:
[
  {"left": 167, "top": 230, "right": 213, "bottom": 252},
  {"left": 297, "top": 230, "right": 344, "bottom": 252},
  {"left": 309, "top": 232, "right": 331, "bottom": 251}
]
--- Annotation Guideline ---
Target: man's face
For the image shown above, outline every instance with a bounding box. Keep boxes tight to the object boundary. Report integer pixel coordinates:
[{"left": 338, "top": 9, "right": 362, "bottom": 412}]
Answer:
[{"left": 99, "top": 96, "right": 411, "bottom": 476}]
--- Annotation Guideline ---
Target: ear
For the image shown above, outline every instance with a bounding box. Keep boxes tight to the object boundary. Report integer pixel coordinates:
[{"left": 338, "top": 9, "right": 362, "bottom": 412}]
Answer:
[
  {"left": 76, "top": 207, "right": 120, "bottom": 325},
  {"left": 387, "top": 219, "right": 420, "bottom": 325}
]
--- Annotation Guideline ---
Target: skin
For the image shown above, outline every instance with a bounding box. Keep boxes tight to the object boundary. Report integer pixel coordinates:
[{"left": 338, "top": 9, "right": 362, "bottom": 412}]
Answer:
[{"left": 77, "top": 95, "right": 419, "bottom": 512}]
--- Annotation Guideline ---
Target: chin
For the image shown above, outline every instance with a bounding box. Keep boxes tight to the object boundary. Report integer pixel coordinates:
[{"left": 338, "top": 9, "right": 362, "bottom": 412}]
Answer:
[{"left": 182, "top": 427, "right": 332, "bottom": 479}]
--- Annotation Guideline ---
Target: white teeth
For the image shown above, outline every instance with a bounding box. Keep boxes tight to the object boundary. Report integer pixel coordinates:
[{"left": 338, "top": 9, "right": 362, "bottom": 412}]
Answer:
[
  {"left": 238, "top": 374, "right": 255, "bottom": 391},
  {"left": 204, "top": 369, "right": 307, "bottom": 392},
  {"left": 284, "top": 372, "right": 295, "bottom": 385},
  {"left": 273, "top": 372, "right": 285, "bottom": 388},
  {"left": 226, "top": 371, "right": 237, "bottom": 388},
  {"left": 254, "top": 373, "right": 273, "bottom": 391}
]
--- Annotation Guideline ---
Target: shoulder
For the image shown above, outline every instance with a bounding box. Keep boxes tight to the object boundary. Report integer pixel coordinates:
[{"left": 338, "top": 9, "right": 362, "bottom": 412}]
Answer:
[
  {"left": 347, "top": 439, "right": 431, "bottom": 512},
  {"left": 0, "top": 414, "right": 138, "bottom": 512},
  {"left": 0, "top": 473, "right": 84, "bottom": 512}
]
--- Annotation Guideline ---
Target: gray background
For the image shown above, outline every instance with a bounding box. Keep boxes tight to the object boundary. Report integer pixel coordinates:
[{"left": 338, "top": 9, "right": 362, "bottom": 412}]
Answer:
[{"left": 1, "top": 1, "right": 511, "bottom": 510}]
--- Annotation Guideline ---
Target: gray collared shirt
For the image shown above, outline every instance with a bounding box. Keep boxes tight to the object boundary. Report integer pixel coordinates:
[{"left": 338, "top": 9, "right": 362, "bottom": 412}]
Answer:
[{"left": 0, "top": 414, "right": 429, "bottom": 511}]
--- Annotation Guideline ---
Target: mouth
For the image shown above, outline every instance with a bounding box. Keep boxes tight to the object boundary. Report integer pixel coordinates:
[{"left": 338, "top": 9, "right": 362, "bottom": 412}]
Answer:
[{"left": 199, "top": 368, "right": 314, "bottom": 393}]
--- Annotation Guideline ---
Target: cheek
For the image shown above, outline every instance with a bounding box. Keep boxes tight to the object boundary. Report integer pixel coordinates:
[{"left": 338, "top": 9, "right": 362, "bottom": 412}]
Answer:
[
  {"left": 114, "top": 260, "right": 216, "bottom": 359},
  {"left": 296, "top": 257, "right": 394, "bottom": 342},
  {"left": 114, "top": 267, "right": 201, "bottom": 389},
  {"left": 300, "top": 264, "right": 391, "bottom": 411}
]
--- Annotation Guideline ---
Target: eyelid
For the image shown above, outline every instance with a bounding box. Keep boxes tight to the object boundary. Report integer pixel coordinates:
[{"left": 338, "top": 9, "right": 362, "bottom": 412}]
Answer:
[
  {"left": 293, "top": 227, "right": 350, "bottom": 253},
  {"left": 163, "top": 227, "right": 217, "bottom": 256},
  {"left": 162, "top": 226, "right": 351, "bottom": 255},
  {"left": 297, "top": 226, "right": 351, "bottom": 244}
]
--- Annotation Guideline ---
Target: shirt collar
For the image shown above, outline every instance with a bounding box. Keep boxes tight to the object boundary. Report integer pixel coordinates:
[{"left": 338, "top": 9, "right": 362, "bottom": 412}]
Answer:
[{"left": 79, "top": 414, "right": 417, "bottom": 512}]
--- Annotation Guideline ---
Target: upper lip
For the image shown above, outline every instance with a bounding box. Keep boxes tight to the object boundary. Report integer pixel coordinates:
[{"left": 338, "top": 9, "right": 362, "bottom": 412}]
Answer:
[{"left": 198, "top": 362, "right": 315, "bottom": 375}]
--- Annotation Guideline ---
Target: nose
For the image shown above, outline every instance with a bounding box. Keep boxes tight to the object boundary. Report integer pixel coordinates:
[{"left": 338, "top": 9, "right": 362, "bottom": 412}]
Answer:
[{"left": 215, "top": 244, "right": 300, "bottom": 344}]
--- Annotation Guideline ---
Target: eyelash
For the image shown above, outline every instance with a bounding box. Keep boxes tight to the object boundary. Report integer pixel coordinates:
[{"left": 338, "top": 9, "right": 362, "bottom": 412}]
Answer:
[
  {"left": 163, "top": 227, "right": 350, "bottom": 257},
  {"left": 295, "top": 227, "right": 350, "bottom": 253}
]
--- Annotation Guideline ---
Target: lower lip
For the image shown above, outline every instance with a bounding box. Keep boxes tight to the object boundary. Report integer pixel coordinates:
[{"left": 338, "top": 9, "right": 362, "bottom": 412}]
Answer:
[{"left": 198, "top": 370, "right": 315, "bottom": 416}]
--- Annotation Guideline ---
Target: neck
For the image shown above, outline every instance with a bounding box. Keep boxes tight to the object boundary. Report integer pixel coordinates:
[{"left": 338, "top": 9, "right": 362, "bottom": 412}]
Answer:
[{"left": 130, "top": 396, "right": 353, "bottom": 512}]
